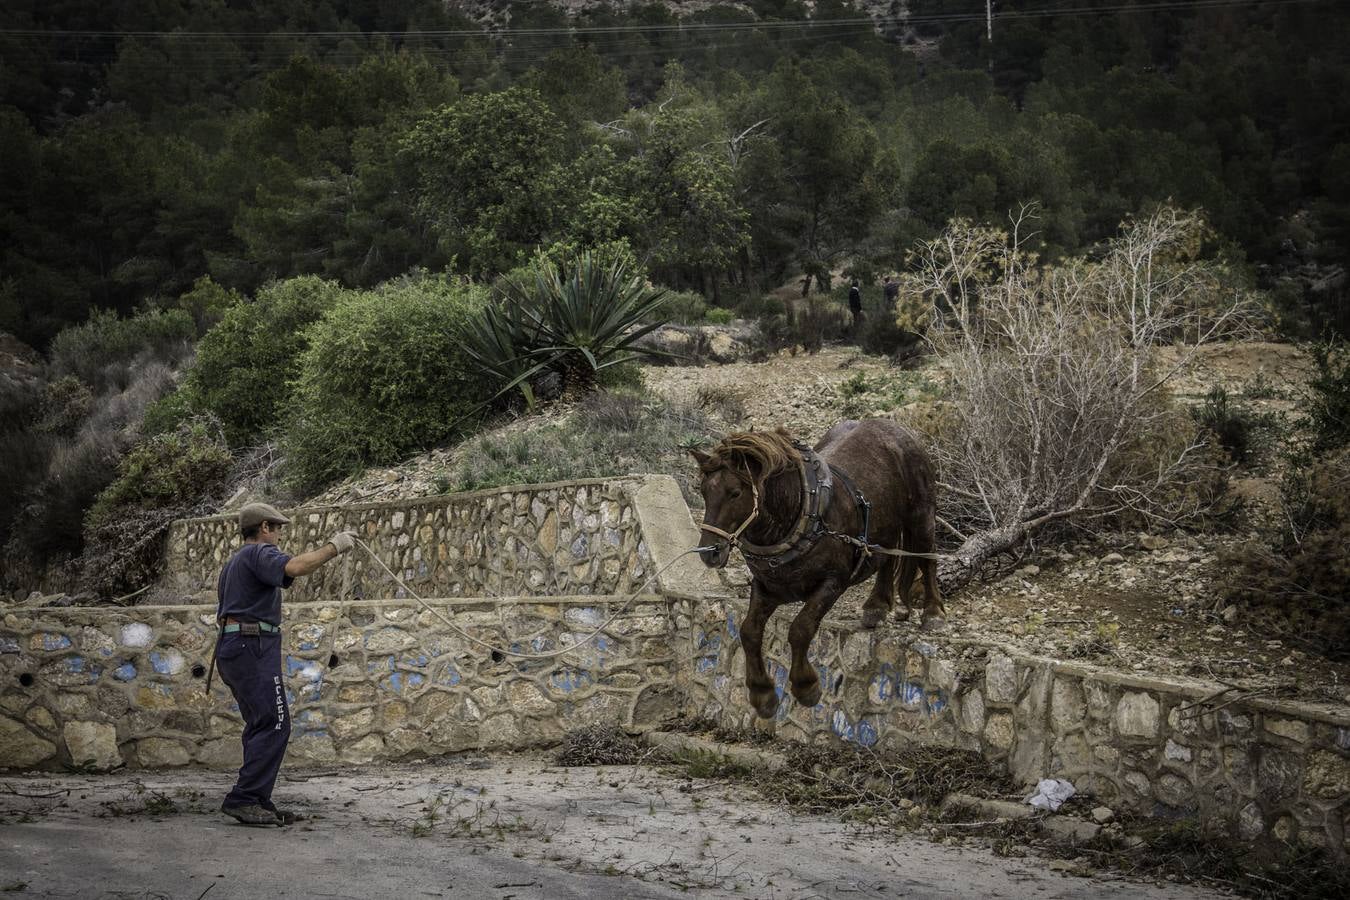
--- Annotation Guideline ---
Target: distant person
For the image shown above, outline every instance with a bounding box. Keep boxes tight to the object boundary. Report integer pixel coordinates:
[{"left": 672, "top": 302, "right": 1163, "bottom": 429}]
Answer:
[
  {"left": 212, "top": 502, "right": 356, "bottom": 827},
  {"left": 848, "top": 278, "right": 863, "bottom": 331},
  {"left": 883, "top": 275, "right": 899, "bottom": 307}
]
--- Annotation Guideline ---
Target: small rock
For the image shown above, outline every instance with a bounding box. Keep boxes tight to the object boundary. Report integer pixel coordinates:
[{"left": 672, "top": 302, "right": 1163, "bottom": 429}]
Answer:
[
  {"left": 1279, "top": 655, "right": 1294, "bottom": 666},
  {"left": 1091, "top": 806, "right": 1115, "bottom": 824},
  {"left": 1222, "top": 605, "right": 1239, "bottom": 625},
  {"left": 1102, "top": 552, "right": 1125, "bottom": 564},
  {"left": 1016, "top": 565, "right": 1041, "bottom": 577},
  {"left": 1138, "top": 534, "right": 1169, "bottom": 550}
]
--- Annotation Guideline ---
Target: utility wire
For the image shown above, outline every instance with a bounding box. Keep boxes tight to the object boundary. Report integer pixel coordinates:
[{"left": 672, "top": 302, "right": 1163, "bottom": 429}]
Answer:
[{"left": 0, "top": 0, "right": 1329, "bottom": 39}]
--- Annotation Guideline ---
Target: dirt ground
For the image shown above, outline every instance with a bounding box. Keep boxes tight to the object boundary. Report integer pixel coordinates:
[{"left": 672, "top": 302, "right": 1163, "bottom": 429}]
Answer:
[{"left": 0, "top": 754, "right": 1227, "bottom": 900}]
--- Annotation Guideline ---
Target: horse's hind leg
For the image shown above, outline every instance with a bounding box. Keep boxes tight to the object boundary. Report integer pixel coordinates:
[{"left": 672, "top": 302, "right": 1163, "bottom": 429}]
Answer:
[
  {"left": 787, "top": 577, "right": 844, "bottom": 708},
  {"left": 861, "top": 556, "right": 898, "bottom": 629},
  {"left": 894, "top": 556, "right": 918, "bottom": 623},
  {"left": 741, "top": 580, "right": 781, "bottom": 719},
  {"left": 919, "top": 557, "right": 945, "bottom": 631}
]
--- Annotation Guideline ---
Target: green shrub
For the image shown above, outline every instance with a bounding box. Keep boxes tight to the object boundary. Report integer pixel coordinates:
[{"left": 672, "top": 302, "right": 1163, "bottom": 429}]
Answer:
[
  {"left": 172, "top": 275, "right": 244, "bottom": 336},
  {"left": 285, "top": 275, "right": 490, "bottom": 492},
  {"left": 789, "top": 297, "right": 850, "bottom": 354},
  {"left": 187, "top": 276, "right": 349, "bottom": 446},
  {"left": 86, "top": 419, "right": 232, "bottom": 530},
  {"left": 1222, "top": 447, "right": 1349, "bottom": 660},
  {"left": 734, "top": 294, "right": 787, "bottom": 319},
  {"left": 657, "top": 290, "right": 708, "bottom": 325},
  {"left": 1192, "top": 386, "right": 1277, "bottom": 466},
  {"left": 82, "top": 418, "right": 234, "bottom": 598},
  {"left": 855, "top": 309, "right": 921, "bottom": 359},
  {"left": 140, "top": 386, "right": 197, "bottom": 437},
  {"left": 704, "top": 307, "right": 734, "bottom": 325},
  {"left": 48, "top": 308, "right": 194, "bottom": 392},
  {"left": 1306, "top": 341, "right": 1350, "bottom": 452},
  {"left": 34, "top": 376, "right": 93, "bottom": 436}
]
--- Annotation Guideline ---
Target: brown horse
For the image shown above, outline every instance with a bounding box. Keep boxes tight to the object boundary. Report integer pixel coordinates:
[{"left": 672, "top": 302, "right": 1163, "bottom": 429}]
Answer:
[{"left": 690, "top": 420, "right": 941, "bottom": 719}]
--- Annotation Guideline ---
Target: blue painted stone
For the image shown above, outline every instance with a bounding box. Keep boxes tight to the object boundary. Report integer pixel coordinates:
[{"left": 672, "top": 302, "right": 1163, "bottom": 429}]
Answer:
[
  {"left": 855, "top": 719, "right": 879, "bottom": 747},
  {"left": 43, "top": 634, "right": 73, "bottom": 651},
  {"left": 149, "top": 652, "right": 169, "bottom": 674},
  {"left": 725, "top": 612, "right": 738, "bottom": 639},
  {"left": 570, "top": 535, "right": 589, "bottom": 558},
  {"left": 901, "top": 681, "right": 926, "bottom": 709},
  {"left": 113, "top": 662, "right": 137, "bottom": 682},
  {"left": 407, "top": 673, "right": 424, "bottom": 689},
  {"left": 550, "top": 668, "right": 593, "bottom": 692},
  {"left": 0, "top": 637, "right": 18, "bottom": 654},
  {"left": 439, "top": 664, "right": 461, "bottom": 686},
  {"left": 65, "top": 656, "right": 85, "bottom": 673}
]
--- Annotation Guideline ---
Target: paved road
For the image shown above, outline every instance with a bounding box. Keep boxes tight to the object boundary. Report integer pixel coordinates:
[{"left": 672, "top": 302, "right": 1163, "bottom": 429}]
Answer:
[{"left": 0, "top": 755, "right": 1224, "bottom": 900}]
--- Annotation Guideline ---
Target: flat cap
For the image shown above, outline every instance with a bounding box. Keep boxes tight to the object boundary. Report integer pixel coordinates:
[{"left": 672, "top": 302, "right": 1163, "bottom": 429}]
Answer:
[{"left": 238, "top": 502, "right": 291, "bottom": 531}]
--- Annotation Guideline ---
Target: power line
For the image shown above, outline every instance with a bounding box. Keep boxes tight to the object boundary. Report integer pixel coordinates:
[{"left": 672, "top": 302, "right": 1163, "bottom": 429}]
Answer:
[{"left": 0, "top": 0, "right": 1329, "bottom": 39}]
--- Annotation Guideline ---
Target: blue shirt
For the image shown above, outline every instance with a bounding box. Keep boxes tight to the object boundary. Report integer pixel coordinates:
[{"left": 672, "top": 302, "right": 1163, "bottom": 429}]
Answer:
[{"left": 216, "top": 543, "right": 294, "bottom": 625}]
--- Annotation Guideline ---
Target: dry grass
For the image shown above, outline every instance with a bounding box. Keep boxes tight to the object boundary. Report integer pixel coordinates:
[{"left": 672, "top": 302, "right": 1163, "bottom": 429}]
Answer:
[{"left": 553, "top": 724, "right": 654, "bottom": 767}]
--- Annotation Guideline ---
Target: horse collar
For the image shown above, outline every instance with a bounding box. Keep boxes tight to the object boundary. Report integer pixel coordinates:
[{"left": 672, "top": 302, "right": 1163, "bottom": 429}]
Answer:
[{"left": 737, "top": 441, "right": 835, "bottom": 565}]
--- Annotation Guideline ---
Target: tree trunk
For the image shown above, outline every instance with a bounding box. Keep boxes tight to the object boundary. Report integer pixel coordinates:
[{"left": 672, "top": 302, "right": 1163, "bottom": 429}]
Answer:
[{"left": 937, "top": 524, "right": 1028, "bottom": 594}]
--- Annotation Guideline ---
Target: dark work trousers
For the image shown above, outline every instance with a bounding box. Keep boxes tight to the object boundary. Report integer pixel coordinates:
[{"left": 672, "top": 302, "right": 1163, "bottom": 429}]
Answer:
[{"left": 216, "top": 632, "right": 291, "bottom": 810}]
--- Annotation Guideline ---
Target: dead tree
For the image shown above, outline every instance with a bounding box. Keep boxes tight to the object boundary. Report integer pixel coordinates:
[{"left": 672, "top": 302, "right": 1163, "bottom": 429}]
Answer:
[{"left": 899, "top": 207, "right": 1261, "bottom": 591}]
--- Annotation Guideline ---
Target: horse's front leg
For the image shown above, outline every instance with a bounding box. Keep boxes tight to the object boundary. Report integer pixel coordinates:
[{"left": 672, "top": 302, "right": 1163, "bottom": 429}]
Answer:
[
  {"left": 787, "top": 576, "right": 844, "bottom": 708},
  {"left": 740, "top": 578, "right": 781, "bottom": 719}
]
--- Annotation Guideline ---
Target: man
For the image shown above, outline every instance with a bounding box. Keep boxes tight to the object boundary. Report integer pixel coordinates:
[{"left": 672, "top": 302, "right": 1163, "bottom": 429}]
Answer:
[
  {"left": 848, "top": 278, "right": 863, "bottom": 331},
  {"left": 214, "top": 501, "right": 355, "bottom": 826},
  {"left": 883, "top": 274, "right": 899, "bottom": 307}
]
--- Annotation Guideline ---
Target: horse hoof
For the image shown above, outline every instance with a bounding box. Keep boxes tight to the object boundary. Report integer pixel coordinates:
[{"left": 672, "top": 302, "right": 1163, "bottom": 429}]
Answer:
[
  {"left": 920, "top": 617, "right": 947, "bottom": 633},
  {"left": 860, "top": 607, "right": 885, "bottom": 630},
  {"left": 792, "top": 681, "right": 822, "bottom": 708},
  {"left": 750, "top": 691, "right": 780, "bottom": 719}
]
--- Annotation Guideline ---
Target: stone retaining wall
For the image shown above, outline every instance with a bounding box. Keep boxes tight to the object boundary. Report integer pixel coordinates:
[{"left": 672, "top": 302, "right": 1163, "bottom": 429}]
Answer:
[
  {"left": 677, "top": 596, "right": 1350, "bottom": 859},
  {"left": 164, "top": 478, "right": 652, "bottom": 602},
  {"left": 0, "top": 596, "right": 680, "bottom": 771},
  {"left": 4, "top": 473, "right": 1346, "bottom": 860}
]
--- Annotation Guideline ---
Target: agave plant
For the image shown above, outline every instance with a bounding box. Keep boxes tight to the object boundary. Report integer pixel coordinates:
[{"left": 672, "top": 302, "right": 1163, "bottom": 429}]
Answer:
[
  {"left": 461, "top": 292, "right": 550, "bottom": 409},
  {"left": 466, "top": 252, "right": 673, "bottom": 407}
]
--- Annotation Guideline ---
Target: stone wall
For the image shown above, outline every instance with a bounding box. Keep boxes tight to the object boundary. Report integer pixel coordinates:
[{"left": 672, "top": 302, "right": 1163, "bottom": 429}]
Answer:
[
  {"left": 6, "top": 472, "right": 1345, "bottom": 859},
  {"left": 0, "top": 596, "right": 681, "bottom": 771},
  {"left": 677, "top": 596, "right": 1350, "bottom": 858},
  {"left": 164, "top": 477, "right": 652, "bottom": 602},
  {"left": 1, "top": 475, "right": 725, "bottom": 773}
]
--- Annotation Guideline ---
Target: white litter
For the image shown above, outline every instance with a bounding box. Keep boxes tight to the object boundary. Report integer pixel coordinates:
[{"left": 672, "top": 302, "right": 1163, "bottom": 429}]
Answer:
[{"left": 1026, "top": 778, "right": 1076, "bottom": 812}]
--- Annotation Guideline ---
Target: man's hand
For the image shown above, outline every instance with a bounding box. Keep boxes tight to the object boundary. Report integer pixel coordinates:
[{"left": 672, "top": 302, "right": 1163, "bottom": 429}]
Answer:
[{"left": 328, "top": 531, "right": 357, "bottom": 555}]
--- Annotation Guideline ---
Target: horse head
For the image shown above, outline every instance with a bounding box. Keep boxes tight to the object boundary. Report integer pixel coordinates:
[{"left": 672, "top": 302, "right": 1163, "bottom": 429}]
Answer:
[{"left": 688, "top": 429, "right": 798, "bottom": 568}]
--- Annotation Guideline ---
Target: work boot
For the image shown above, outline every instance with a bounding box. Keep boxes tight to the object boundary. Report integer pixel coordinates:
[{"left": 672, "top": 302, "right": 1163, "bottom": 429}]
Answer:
[
  {"left": 260, "top": 800, "right": 302, "bottom": 825},
  {"left": 221, "top": 803, "right": 279, "bottom": 827}
]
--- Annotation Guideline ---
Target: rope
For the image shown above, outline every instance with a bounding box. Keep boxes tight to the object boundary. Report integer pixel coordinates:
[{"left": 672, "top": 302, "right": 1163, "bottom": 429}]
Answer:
[{"left": 350, "top": 537, "right": 711, "bottom": 662}]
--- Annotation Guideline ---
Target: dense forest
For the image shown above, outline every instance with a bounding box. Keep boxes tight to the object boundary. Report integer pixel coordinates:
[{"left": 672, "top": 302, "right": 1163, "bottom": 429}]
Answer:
[
  {"left": 2, "top": 0, "right": 1349, "bottom": 349},
  {"left": 2, "top": 0, "right": 1349, "bottom": 608}
]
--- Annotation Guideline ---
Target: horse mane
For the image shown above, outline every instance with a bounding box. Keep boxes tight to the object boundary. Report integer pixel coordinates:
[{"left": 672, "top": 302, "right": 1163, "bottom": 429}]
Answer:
[{"left": 706, "top": 428, "right": 798, "bottom": 481}]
